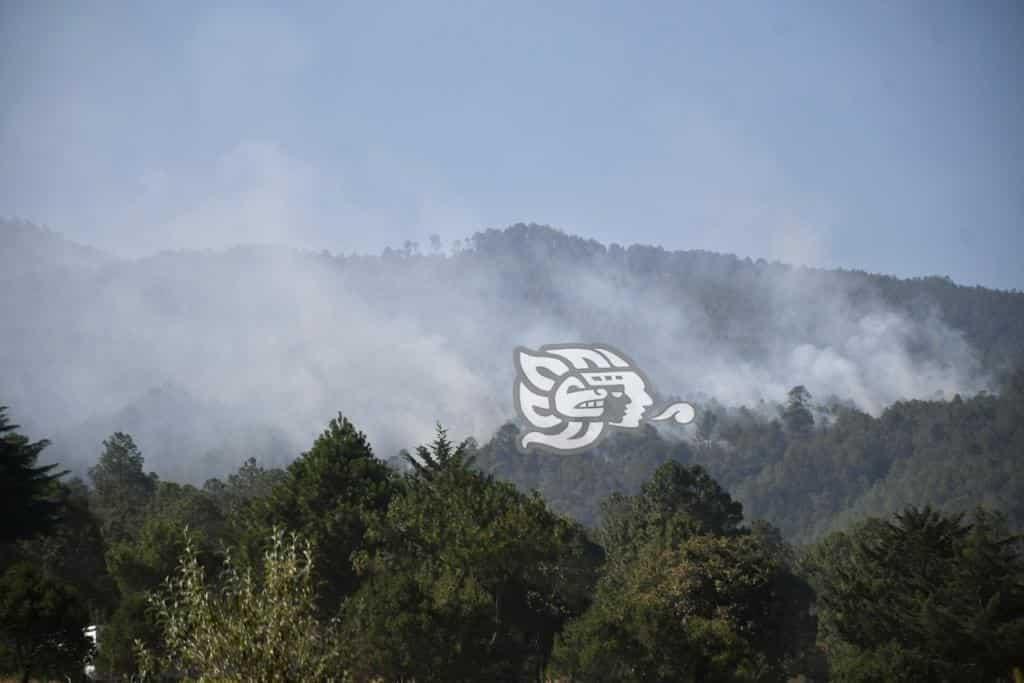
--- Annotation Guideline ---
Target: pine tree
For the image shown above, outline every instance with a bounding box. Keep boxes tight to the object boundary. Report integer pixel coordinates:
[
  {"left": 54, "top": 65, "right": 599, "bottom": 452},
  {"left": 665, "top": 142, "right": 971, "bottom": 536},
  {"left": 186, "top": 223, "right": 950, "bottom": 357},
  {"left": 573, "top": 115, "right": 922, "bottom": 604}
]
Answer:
[{"left": 0, "top": 407, "right": 65, "bottom": 543}]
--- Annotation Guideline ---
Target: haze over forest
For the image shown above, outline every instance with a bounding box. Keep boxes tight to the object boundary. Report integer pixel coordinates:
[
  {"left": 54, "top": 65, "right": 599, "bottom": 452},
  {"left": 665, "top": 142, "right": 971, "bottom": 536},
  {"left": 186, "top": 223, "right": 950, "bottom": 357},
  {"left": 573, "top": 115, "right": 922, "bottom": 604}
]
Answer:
[
  {"left": 4, "top": 4, "right": 1024, "bottom": 680},
  {"left": 4, "top": 218, "right": 1022, "bottom": 485}
]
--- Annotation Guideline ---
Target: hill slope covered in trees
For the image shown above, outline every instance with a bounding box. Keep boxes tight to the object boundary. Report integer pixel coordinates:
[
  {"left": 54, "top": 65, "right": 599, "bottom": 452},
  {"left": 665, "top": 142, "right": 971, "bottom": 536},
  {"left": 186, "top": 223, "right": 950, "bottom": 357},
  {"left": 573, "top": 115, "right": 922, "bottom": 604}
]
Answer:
[{"left": 3, "top": 219, "right": 1023, "bottom": 541}]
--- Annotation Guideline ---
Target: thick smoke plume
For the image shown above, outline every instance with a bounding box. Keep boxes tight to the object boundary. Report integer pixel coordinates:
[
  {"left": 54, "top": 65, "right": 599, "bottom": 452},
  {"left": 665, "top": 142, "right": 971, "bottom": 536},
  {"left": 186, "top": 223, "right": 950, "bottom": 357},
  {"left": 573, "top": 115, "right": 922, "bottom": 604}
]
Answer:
[{"left": 1, "top": 221, "right": 990, "bottom": 481}]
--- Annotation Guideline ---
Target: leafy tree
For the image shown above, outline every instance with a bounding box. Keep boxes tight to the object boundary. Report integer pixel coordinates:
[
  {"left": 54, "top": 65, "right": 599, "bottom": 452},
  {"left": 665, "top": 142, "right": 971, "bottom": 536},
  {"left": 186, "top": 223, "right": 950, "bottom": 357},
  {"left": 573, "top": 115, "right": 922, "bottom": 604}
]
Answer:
[
  {"left": 553, "top": 463, "right": 814, "bottom": 682},
  {"left": 141, "top": 528, "right": 343, "bottom": 681},
  {"left": 553, "top": 532, "right": 815, "bottom": 682},
  {"left": 0, "top": 407, "right": 65, "bottom": 544},
  {"left": 0, "top": 561, "right": 92, "bottom": 683},
  {"left": 803, "top": 506, "right": 1024, "bottom": 681}
]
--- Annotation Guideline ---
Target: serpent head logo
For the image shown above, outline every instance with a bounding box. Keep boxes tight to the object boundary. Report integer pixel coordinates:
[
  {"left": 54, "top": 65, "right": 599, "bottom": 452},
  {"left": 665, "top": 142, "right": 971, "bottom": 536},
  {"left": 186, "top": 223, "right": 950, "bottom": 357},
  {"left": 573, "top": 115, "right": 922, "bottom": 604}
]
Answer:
[{"left": 513, "top": 344, "right": 695, "bottom": 453}]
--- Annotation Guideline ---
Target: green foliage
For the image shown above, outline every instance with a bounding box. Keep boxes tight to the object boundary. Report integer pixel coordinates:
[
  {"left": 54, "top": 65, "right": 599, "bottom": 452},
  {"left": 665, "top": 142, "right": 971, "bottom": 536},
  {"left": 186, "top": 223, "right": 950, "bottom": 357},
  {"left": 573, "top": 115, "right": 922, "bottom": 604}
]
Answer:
[
  {"left": 142, "top": 528, "right": 343, "bottom": 681},
  {"left": 0, "top": 407, "right": 65, "bottom": 544},
  {"left": 14, "top": 477, "right": 117, "bottom": 619},
  {"left": 402, "top": 423, "right": 478, "bottom": 479},
  {"left": 477, "top": 379, "right": 1024, "bottom": 545},
  {"left": 97, "top": 591, "right": 160, "bottom": 678},
  {"left": 599, "top": 461, "right": 744, "bottom": 563},
  {"left": 554, "top": 534, "right": 815, "bottom": 682},
  {"left": 105, "top": 483, "right": 226, "bottom": 598},
  {"left": 553, "top": 462, "right": 814, "bottom": 682},
  {"left": 707, "top": 385, "right": 1024, "bottom": 543},
  {"left": 4, "top": 377, "right": 1023, "bottom": 681},
  {"left": 0, "top": 561, "right": 92, "bottom": 682},
  {"left": 803, "top": 506, "right": 1024, "bottom": 681},
  {"left": 89, "top": 431, "right": 158, "bottom": 543},
  {"left": 474, "top": 422, "right": 696, "bottom": 528},
  {"left": 96, "top": 451, "right": 230, "bottom": 678},
  {"left": 341, "top": 426, "right": 600, "bottom": 681},
  {"left": 202, "top": 456, "right": 287, "bottom": 518},
  {"left": 241, "top": 413, "right": 397, "bottom": 614}
]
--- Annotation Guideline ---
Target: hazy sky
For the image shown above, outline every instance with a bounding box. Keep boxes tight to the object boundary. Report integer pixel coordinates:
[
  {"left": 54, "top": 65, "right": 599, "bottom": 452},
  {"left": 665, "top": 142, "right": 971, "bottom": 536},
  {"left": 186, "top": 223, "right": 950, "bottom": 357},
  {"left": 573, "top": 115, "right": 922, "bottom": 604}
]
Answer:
[{"left": 2, "top": 0, "right": 1022, "bottom": 289}]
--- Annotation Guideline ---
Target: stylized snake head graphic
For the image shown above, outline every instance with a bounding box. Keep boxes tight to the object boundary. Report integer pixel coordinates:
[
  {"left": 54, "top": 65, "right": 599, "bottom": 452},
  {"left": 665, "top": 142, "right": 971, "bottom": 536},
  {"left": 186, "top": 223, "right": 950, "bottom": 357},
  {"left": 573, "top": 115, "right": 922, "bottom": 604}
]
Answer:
[{"left": 514, "top": 344, "right": 690, "bottom": 453}]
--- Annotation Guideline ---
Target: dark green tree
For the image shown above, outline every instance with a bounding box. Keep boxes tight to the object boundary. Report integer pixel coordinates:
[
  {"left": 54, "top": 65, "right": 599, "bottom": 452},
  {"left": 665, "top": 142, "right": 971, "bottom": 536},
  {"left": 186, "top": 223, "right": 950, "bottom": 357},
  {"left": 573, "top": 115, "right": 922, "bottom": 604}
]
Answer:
[
  {"left": 98, "top": 480, "right": 229, "bottom": 678},
  {"left": 88, "top": 432, "right": 158, "bottom": 542},
  {"left": 15, "top": 477, "right": 117, "bottom": 619},
  {"left": 0, "top": 561, "right": 91, "bottom": 683},
  {"left": 241, "top": 413, "right": 398, "bottom": 615},
  {"left": 599, "top": 461, "right": 743, "bottom": 563},
  {"left": 0, "top": 407, "right": 65, "bottom": 544},
  {"left": 553, "top": 463, "right": 814, "bottom": 682},
  {"left": 803, "top": 506, "right": 1024, "bottom": 681},
  {"left": 342, "top": 426, "right": 600, "bottom": 682}
]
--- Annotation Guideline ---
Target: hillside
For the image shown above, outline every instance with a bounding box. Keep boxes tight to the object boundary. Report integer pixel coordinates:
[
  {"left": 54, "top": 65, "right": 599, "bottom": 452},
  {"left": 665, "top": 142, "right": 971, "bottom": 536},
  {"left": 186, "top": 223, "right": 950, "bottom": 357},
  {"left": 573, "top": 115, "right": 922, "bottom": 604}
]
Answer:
[{"left": 2, "top": 220, "right": 1023, "bottom": 493}]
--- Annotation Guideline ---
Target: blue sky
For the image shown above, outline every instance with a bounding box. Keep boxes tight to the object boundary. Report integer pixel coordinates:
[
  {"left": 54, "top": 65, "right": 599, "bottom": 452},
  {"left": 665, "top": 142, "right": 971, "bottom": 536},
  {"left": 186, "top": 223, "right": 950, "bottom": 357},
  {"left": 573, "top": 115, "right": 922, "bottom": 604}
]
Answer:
[{"left": 2, "top": 0, "right": 1021, "bottom": 289}]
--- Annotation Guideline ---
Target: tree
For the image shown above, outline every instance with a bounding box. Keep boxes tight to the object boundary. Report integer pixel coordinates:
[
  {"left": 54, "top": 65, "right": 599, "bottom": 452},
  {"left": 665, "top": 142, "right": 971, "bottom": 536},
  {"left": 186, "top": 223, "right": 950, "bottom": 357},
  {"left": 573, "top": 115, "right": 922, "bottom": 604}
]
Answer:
[
  {"left": 553, "top": 532, "right": 816, "bottom": 682},
  {"left": 552, "top": 462, "right": 815, "bottom": 681},
  {"left": 0, "top": 407, "right": 65, "bottom": 544},
  {"left": 0, "top": 561, "right": 92, "bottom": 683},
  {"left": 241, "top": 413, "right": 397, "bottom": 615},
  {"left": 341, "top": 426, "right": 600, "bottom": 681},
  {"left": 803, "top": 506, "right": 1024, "bottom": 681},
  {"left": 15, "top": 477, "right": 117, "bottom": 620},
  {"left": 402, "top": 423, "right": 477, "bottom": 479},
  {"left": 782, "top": 385, "right": 814, "bottom": 437},
  {"left": 141, "top": 528, "right": 342, "bottom": 681},
  {"left": 89, "top": 432, "right": 158, "bottom": 542},
  {"left": 203, "top": 457, "right": 287, "bottom": 518},
  {"left": 98, "top": 481, "right": 229, "bottom": 678},
  {"left": 599, "top": 461, "right": 744, "bottom": 563}
]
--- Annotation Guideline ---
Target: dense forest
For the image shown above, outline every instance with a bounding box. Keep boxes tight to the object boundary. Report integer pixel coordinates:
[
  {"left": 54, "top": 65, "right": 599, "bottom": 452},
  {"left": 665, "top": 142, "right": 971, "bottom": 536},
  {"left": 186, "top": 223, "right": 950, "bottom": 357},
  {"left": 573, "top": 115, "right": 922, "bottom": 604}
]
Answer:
[
  {"left": 2, "top": 383, "right": 1023, "bottom": 680},
  {"left": 475, "top": 372, "right": 1024, "bottom": 544},
  {"left": 3, "top": 220, "right": 1024, "bottom": 680}
]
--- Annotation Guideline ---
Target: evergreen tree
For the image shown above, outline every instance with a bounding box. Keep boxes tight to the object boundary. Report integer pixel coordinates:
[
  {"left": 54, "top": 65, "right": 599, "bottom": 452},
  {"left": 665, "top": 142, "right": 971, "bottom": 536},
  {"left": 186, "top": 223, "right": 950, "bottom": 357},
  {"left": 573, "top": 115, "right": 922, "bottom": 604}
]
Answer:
[
  {"left": 803, "top": 506, "right": 1024, "bottom": 681},
  {"left": 89, "top": 432, "right": 158, "bottom": 542},
  {"left": 241, "top": 413, "right": 397, "bottom": 615},
  {"left": 343, "top": 426, "right": 600, "bottom": 681},
  {"left": 0, "top": 407, "right": 65, "bottom": 544},
  {"left": 782, "top": 385, "right": 814, "bottom": 437}
]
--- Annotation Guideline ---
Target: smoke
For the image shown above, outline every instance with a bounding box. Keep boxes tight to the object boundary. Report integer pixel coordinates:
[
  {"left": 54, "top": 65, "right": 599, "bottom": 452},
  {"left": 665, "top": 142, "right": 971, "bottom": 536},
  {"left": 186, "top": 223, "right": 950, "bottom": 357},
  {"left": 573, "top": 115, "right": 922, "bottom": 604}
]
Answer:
[{"left": 0, "top": 222, "right": 990, "bottom": 480}]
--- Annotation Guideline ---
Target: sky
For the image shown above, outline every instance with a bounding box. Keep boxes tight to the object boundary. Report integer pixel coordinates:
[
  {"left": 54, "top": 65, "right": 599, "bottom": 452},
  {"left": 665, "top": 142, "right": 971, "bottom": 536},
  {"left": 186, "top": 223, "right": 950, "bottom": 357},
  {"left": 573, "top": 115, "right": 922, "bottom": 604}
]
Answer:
[{"left": 2, "top": 0, "right": 1022, "bottom": 290}]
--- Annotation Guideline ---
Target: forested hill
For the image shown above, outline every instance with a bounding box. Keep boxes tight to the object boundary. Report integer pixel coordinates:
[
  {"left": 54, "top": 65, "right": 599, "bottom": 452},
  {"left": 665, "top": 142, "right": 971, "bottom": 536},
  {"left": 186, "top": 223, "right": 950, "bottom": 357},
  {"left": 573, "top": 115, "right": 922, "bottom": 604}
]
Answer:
[
  {"left": 467, "top": 224, "right": 1024, "bottom": 374},
  {"left": 2, "top": 219, "right": 1023, "bottom": 485},
  {"left": 473, "top": 373, "right": 1024, "bottom": 544}
]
